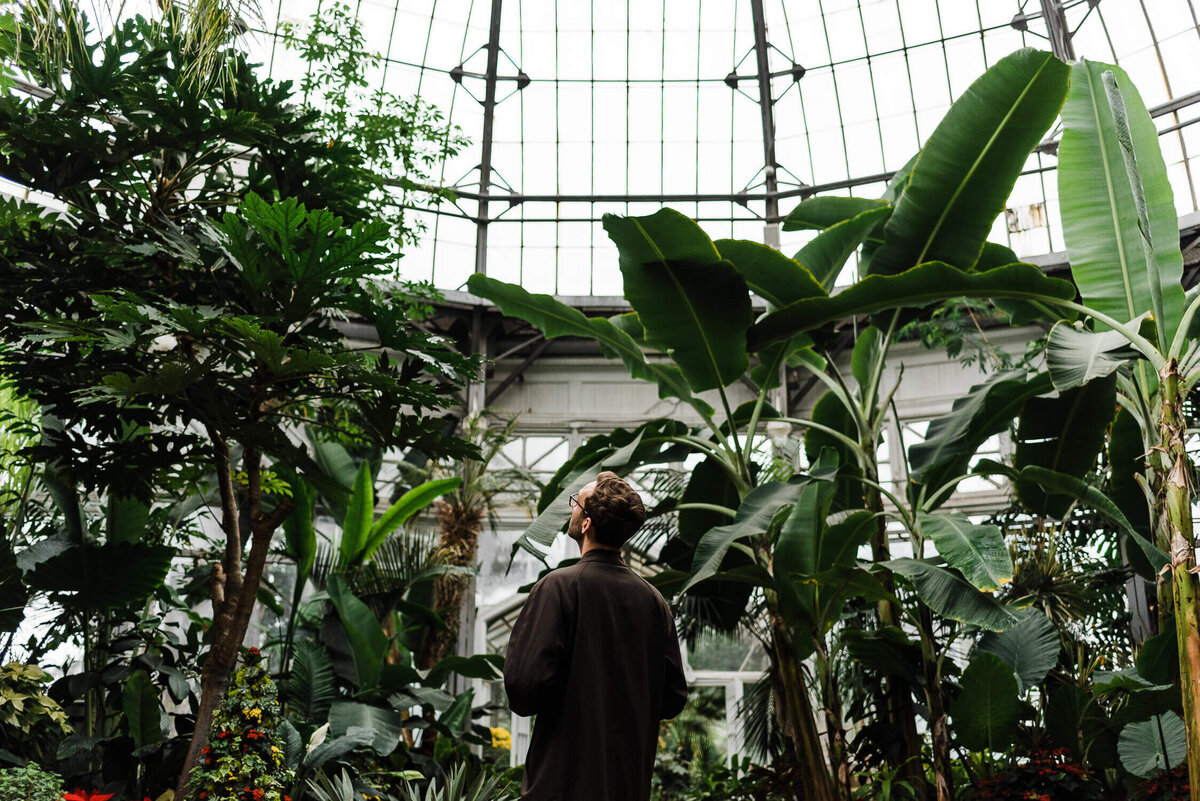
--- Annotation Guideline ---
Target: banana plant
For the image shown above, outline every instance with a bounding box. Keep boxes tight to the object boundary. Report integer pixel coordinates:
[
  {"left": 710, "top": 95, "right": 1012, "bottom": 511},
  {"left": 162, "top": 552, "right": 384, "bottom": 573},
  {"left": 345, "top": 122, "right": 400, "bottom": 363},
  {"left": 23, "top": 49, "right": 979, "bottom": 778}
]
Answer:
[
  {"left": 469, "top": 47, "right": 1079, "bottom": 801},
  {"left": 1013, "top": 58, "right": 1200, "bottom": 798}
]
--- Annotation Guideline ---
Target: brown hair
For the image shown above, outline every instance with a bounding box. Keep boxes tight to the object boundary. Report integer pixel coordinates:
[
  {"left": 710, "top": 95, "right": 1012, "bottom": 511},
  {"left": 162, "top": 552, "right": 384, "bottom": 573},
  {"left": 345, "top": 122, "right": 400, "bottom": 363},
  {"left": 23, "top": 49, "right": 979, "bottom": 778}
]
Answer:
[{"left": 583, "top": 471, "right": 647, "bottom": 548}]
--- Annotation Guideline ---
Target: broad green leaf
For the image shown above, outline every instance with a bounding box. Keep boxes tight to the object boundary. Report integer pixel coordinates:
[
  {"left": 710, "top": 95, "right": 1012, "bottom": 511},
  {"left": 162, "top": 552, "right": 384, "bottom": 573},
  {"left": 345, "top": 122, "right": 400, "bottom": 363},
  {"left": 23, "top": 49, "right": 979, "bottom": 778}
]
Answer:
[
  {"left": 1059, "top": 60, "right": 1186, "bottom": 345},
  {"left": 329, "top": 701, "right": 406, "bottom": 756},
  {"left": 467, "top": 274, "right": 712, "bottom": 414},
  {"left": 327, "top": 574, "right": 387, "bottom": 691},
  {"left": 870, "top": 49, "right": 1069, "bottom": 275},
  {"left": 715, "top": 239, "right": 825, "bottom": 308},
  {"left": 977, "top": 608, "right": 1061, "bottom": 693},
  {"left": 1110, "top": 408, "right": 1154, "bottom": 576},
  {"left": 423, "top": 653, "right": 504, "bottom": 688},
  {"left": 362, "top": 477, "right": 461, "bottom": 561},
  {"left": 604, "top": 210, "right": 753, "bottom": 391},
  {"left": 339, "top": 462, "right": 374, "bottom": 568},
  {"left": 1118, "top": 712, "right": 1187, "bottom": 778},
  {"left": 438, "top": 688, "right": 474, "bottom": 736},
  {"left": 1136, "top": 625, "right": 1180, "bottom": 687},
  {"left": 106, "top": 495, "right": 149, "bottom": 544},
  {"left": 908, "top": 370, "right": 1053, "bottom": 509},
  {"left": 950, "top": 653, "right": 1019, "bottom": 752},
  {"left": 1046, "top": 684, "right": 1116, "bottom": 764},
  {"left": 884, "top": 559, "right": 1019, "bottom": 631},
  {"left": 678, "top": 456, "right": 742, "bottom": 545},
  {"left": 30, "top": 542, "right": 174, "bottom": 610},
  {"left": 122, "top": 670, "right": 164, "bottom": 752},
  {"left": 284, "top": 639, "right": 335, "bottom": 724},
  {"left": 1016, "top": 465, "right": 1166, "bottom": 571},
  {"left": 1046, "top": 321, "right": 1140, "bottom": 391},
  {"left": 0, "top": 528, "right": 26, "bottom": 632},
  {"left": 683, "top": 481, "right": 805, "bottom": 594},
  {"left": 920, "top": 512, "right": 1012, "bottom": 592},
  {"left": 844, "top": 626, "right": 923, "bottom": 686},
  {"left": 283, "top": 477, "right": 317, "bottom": 582},
  {"left": 783, "top": 197, "right": 890, "bottom": 231},
  {"left": 805, "top": 392, "right": 864, "bottom": 511},
  {"left": 749, "top": 262, "right": 1076, "bottom": 350},
  {"left": 795, "top": 208, "right": 893, "bottom": 292},
  {"left": 850, "top": 326, "right": 884, "bottom": 400},
  {"left": 307, "top": 433, "right": 357, "bottom": 520},
  {"left": 1014, "top": 376, "right": 1117, "bottom": 517},
  {"left": 303, "top": 728, "right": 376, "bottom": 771}
]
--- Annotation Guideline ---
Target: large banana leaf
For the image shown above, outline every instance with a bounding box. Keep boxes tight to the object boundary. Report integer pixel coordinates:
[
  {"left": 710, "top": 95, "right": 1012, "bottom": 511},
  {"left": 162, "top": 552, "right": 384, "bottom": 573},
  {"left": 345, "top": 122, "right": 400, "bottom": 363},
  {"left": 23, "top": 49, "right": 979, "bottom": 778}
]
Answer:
[
  {"left": 715, "top": 239, "right": 824, "bottom": 308},
  {"left": 517, "top": 420, "right": 689, "bottom": 559},
  {"left": 683, "top": 480, "right": 805, "bottom": 594},
  {"left": 1059, "top": 60, "right": 1186, "bottom": 345},
  {"left": 360, "top": 477, "right": 461, "bottom": 562},
  {"left": 920, "top": 512, "right": 1012, "bottom": 593},
  {"left": 908, "top": 370, "right": 1053, "bottom": 509},
  {"left": 869, "top": 49, "right": 1069, "bottom": 276},
  {"left": 792, "top": 207, "right": 892, "bottom": 291},
  {"left": 339, "top": 461, "right": 375, "bottom": 568},
  {"left": 327, "top": 574, "right": 387, "bottom": 691},
  {"left": 884, "top": 558, "right": 1019, "bottom": 631},
  {"left": 783, "top": 196, "right": 890, "bottom": 231},
  {"left": 805, "top": 392, "right": 864, "bottom": 511},
  {"left": 951, "top": 653, "right": 1019, "bottom": 751},
  {"left": 466, "top": 273, "right": 712, "bottom": 415},
  {"left": 1014, "top": 376, "right": 1117, "bottom": 517},
  {"left": 748, "top": 262, "right": 1075, "bottom": 349},
  {"left": 1046, "top": 321, "right": 1140, "bottom": 391},
  {"left": 603, "top": 210, "right": 752, "bottom": 391},
  {"left": 978, "top": 608, "right": 1060, "bottom": 693}
]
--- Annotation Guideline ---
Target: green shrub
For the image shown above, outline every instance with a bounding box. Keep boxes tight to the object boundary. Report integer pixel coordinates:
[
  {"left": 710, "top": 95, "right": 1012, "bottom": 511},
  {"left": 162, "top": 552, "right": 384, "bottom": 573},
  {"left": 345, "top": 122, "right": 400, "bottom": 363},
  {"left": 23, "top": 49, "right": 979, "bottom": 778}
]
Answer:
[
  {"left": 0, "top": 763, "right": 64, "bottom": 801},
  {"left": 0, "top": 662, "right": 71, "bottom": 765}
]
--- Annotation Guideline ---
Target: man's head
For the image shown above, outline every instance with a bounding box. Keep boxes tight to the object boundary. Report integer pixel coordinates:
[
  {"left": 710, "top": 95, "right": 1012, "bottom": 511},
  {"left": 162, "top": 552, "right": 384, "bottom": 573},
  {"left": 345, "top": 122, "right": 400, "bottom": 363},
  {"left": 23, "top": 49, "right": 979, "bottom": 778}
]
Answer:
[{"left": 567, "top": 471, "right": 647, "bottom": 549}]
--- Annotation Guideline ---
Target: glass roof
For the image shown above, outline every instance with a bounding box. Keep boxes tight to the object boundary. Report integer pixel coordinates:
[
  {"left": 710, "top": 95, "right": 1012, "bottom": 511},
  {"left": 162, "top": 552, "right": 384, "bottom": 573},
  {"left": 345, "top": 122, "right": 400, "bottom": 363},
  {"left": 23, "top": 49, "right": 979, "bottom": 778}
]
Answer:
[{"left": 244, "top": 1, "right": 1200, "bottom": 293}]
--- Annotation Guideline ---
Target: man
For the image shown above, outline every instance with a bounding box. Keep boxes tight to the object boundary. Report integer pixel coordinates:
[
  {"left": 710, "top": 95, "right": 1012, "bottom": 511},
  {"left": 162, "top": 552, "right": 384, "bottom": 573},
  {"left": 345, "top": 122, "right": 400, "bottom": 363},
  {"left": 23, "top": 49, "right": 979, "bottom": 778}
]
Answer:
[{"left": 504, "top": 471, "right": 689, "bottom": 801}]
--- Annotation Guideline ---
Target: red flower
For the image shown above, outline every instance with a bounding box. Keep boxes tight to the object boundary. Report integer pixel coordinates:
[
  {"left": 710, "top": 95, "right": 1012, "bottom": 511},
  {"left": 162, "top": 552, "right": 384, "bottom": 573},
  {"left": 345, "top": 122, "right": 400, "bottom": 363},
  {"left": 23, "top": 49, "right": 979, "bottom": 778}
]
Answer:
[{"left": 63, "top": 792, "right": 116, "bottom": 801}]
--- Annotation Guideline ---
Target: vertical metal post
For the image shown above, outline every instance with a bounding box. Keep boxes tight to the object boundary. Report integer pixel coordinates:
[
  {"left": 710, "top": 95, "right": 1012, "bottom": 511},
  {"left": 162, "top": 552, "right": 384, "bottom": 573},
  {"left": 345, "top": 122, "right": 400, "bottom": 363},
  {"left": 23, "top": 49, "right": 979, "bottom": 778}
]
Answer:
[
  {"left": 475, "top": 0, "right": 505, "bottom": 276},
  {"left": 467, "top": 0, "right": 504, "bottom": 416},
  {"left": 749, "top": 0, "right": 780, "bottom": 249},
  {"left": 1039, "top": 0, "right": 1076, "bottom": 61}
]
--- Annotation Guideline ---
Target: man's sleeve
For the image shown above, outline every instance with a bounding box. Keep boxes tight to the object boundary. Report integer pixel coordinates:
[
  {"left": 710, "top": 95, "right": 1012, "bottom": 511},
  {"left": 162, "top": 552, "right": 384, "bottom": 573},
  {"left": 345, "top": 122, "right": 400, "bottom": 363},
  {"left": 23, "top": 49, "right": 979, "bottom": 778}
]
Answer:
[
  {"left": 661, "top": 604, "right": 688, "bottom": 720},
  {"left": 504, "top": 576, "right": 571, "bottom": 717}
]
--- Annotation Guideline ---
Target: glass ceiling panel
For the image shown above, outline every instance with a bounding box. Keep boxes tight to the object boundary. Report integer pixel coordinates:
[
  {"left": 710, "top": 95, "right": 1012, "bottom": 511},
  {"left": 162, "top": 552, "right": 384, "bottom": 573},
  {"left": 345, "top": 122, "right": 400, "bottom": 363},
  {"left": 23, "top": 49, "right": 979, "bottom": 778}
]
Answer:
[{"left": 133, "top": 1, "right": 1200, "bottom": 293}]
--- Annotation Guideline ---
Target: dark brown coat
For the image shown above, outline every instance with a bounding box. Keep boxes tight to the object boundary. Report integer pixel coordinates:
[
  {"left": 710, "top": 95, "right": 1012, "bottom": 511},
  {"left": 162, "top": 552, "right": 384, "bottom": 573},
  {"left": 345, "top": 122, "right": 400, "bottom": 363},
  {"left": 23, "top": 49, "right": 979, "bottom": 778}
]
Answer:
[{"left": 504, "top": 549, "right": 689, "bottom": 801}]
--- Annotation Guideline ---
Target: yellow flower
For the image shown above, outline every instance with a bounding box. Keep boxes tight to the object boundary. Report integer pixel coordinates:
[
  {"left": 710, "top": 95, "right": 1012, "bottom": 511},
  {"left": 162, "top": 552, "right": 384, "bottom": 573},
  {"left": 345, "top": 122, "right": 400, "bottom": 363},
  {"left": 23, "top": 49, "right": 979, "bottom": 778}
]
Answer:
[{"left": 489, "top": 726, "right": 511, "bottom": 750}]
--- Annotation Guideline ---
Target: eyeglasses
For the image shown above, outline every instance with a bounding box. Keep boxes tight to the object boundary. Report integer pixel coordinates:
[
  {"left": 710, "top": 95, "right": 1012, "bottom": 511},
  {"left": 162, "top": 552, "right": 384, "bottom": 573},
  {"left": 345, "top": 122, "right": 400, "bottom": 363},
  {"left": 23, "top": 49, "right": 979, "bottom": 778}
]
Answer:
[{"left": 568, "top": 494, "right": 590, "bottom": 517}]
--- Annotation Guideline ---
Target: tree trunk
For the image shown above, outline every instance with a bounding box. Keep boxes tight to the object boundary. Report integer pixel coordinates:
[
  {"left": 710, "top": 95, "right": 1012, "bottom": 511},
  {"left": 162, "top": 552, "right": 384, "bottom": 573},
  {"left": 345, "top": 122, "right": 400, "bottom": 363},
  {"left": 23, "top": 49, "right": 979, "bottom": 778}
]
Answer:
[
  {"left": 814, "top": 646, "right": 851, "bottom": 800},
  {"left": 418, "top": 501, "right": 483, "bottom": 669},
  {"left": 769, "top": 604, "right": 838, "bottom": 801},
  {"left": 864, "top": 476, "right": 926, "bottom": 797},
  {"left": 1158, "top": 362, "right": 1200, "bottom": 801},
  {"left": 918, "top": 605, "right": 954, "bottom": 801},
  {"left": 175, "top": 444, "right": 292, "bottom": 800}
]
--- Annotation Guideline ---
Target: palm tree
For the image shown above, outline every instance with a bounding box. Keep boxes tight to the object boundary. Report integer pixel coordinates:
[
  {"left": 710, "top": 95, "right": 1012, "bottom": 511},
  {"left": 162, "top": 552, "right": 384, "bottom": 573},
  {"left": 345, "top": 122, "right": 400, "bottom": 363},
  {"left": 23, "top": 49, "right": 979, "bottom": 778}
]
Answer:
[{"left": 416, "top": 412, "right": 536, "bottom": 669}]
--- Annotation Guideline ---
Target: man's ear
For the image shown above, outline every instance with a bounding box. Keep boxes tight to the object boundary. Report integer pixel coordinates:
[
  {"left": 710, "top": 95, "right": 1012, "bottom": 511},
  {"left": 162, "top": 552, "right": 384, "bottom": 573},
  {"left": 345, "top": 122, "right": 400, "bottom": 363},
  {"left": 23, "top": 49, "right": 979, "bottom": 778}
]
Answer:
[{"left": 581, "top": 516, "right": 592, "bottom": 537}]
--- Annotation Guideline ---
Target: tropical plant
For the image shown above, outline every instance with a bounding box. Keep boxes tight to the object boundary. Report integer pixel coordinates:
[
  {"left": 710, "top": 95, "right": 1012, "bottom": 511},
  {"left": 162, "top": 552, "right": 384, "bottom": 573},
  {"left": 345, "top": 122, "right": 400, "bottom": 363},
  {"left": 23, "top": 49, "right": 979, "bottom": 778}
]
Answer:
[
  {"left": 399, "top": 761, "right": 514, "bottom": 801},
  {"left": 415, "top": 412, "right": 538, "bottom": 669},
  {"left": 467, "top": 47, "right": 1078, "bottom": 801},
  {"left": 0, "top": 6, "right": 476, "bottom": 797},
  {"left": 1019, "top": 57, "right": 1200, "bottom": 798}
]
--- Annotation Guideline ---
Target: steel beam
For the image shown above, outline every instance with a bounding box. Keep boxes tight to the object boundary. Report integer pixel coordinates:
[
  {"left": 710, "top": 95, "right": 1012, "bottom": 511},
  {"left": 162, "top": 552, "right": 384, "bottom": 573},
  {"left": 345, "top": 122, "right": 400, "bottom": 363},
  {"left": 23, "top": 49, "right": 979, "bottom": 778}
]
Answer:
[
  {"left": 749, "top": 0, "right": 781, "bottom": 248},
  {"left": 474, "top": 0, "right": 505, "bottom": 277}
]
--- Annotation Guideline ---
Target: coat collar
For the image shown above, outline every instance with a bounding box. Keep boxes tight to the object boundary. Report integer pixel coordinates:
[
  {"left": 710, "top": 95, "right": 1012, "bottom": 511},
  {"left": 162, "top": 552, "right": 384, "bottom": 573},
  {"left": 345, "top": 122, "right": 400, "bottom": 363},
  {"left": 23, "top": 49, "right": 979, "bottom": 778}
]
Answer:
[{"left": 580, "top": 548, "right": 624, "bottom": 564}]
